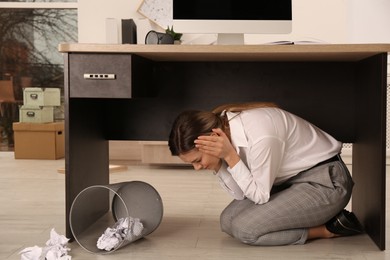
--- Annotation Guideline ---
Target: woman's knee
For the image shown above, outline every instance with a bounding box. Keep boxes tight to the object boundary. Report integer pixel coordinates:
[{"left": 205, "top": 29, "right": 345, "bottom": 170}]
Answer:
[
  {"left": 220, "top": 206, "right": 234, "bottom": 235},
  {"left": 229, "top": 217, "right": 262, "bottom": 244},
  {"left": 220, "top": 208, "right": 260, "bottom": 243},
  {"left": 220, "top": 199, "right": 252, "bottom": 235}
]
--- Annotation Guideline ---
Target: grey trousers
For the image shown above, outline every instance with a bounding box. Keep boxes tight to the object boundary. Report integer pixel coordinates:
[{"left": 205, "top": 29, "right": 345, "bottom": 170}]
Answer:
[{"left": 220, "top": 156, "right": 354, "bottom": 246}]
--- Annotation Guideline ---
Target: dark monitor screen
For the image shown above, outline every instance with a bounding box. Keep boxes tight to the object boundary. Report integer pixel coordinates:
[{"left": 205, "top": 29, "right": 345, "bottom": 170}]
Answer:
[{"left": 173, "top": 0, "right": 292, "bottom": 21}]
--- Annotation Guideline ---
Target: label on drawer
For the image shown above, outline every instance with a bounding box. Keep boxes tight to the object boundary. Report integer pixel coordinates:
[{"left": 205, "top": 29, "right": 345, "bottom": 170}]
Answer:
[{"left": 83, "top": 74, "right": 116, "bottom": 80}]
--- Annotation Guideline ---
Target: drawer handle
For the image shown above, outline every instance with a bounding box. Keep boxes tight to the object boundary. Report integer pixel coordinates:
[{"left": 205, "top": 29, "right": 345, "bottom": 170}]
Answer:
[
  {"left": 26, "top": 111, "right": 35, "bottom": 117},
  {"left": 30, "top": 94, "right": 38, "bottom": 100},
  {"left": 83, "top": 74, "right": 116, "bottom": 80}
]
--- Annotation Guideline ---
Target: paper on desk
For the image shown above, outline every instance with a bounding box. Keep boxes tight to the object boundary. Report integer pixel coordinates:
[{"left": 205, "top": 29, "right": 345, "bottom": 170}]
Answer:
[
  {"left": 19, "top": 228, "right": 71, "bottom": 260},
  {"left": 97, "top": 216, "right": 144, "bottom": 251}
]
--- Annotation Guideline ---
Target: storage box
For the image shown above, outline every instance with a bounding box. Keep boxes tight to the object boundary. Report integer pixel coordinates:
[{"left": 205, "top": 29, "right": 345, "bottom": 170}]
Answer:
[
  {"left": 19, "top": 105, "right": 54, "bottom": 123},
  {"left": 13, "top": 122, "right": 65, "bottom": 159},
  {"left": 23, "top": 87, "right": 61, "bottom": 107}
]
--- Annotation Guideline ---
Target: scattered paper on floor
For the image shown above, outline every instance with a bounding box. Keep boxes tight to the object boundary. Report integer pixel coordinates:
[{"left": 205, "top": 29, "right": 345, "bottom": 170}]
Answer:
[{"left": 19, "top": 228, "right": 71, "bottom": 260}]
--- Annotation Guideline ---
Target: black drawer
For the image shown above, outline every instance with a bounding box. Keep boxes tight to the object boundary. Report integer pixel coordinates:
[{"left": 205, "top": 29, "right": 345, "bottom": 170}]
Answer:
[{"left": 69, "top": 54, "right": 133, "bottom": 98}]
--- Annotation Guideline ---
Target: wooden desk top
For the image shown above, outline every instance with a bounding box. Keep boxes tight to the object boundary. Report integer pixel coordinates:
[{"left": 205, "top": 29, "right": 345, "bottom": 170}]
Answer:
[{"left": 58, "top": 43, "right": 390, "bottom": 62}]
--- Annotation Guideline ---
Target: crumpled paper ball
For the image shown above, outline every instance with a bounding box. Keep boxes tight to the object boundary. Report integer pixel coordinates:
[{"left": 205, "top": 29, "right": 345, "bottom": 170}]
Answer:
[
  {"left": 19, "top": 228, "right": 71, "bottom": 260},
  {"left": 97, "top": 217, "right": 144, "bottom": 251},
  {"left": 19, "top": 245, "right": 42, "bottom": 260}
]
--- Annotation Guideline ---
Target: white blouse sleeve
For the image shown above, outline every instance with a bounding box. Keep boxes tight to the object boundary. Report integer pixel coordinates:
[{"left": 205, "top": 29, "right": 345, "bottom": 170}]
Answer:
[
  {"left": 215, "top": 161, "right": 245, "bottom": 200},
  {"left": 228, "top": 136, "right": 285, "bottom": 204}
]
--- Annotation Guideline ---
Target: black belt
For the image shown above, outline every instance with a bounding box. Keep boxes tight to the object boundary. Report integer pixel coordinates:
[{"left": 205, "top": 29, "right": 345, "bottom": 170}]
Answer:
[
  {"left": 271, "top": 154, "right": 341, "bottom": 195},
  {"left": 315, "top": 154, "right": 340, "bottom": 168}
]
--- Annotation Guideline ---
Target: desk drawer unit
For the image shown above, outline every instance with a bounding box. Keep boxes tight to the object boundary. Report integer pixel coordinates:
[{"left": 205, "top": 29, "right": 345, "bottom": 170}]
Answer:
[{"left": 69, "top": 54, "right": 133, "bottom": 98}]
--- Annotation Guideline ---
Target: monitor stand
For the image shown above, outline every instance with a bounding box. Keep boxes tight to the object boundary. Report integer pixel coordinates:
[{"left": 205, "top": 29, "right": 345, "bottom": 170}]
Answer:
[{"left": 217, "top": 33, "right": 244, "bottom": 45}]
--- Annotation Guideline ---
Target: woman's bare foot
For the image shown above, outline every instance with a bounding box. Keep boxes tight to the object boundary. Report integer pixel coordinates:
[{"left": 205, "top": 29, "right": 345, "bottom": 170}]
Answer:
[{"left": 307, "top": 225, "right": 339, "bottom": 240}]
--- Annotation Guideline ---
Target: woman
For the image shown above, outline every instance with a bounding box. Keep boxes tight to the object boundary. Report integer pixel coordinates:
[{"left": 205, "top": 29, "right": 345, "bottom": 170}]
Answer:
[{"left": 168, "top": 102, "right": 363, "bottom": 246}]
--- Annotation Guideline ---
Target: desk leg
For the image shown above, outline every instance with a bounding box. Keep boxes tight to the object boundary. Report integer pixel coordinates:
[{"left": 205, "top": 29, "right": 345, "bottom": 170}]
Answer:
[
  {"left": 353, "top": 53, "right": 387, "bottom": 250},
  {"left": 65, "top": 99, "right": 109, "bottom": 239}
]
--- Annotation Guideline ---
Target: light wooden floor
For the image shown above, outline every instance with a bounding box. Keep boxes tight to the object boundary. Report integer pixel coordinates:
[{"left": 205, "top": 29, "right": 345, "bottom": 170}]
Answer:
[{"left": 1, "top": 151, "right": 390, "bottom": 260}]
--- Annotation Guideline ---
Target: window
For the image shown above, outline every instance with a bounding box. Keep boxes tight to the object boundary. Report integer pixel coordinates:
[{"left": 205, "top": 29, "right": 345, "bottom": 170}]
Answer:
[{"left": 0, "top": 1, "right": 77, "bottom": 150}]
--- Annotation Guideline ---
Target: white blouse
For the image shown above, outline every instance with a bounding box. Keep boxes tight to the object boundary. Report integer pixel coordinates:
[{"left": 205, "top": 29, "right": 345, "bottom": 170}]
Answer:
[{"left": 215, "top": 107, "right": 341, "bottom": 204}]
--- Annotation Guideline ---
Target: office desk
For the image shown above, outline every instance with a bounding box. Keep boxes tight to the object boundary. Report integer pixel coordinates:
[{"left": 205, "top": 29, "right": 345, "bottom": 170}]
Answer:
[{"left": 59, "top": 43, "right": 390, "bottom": 250}]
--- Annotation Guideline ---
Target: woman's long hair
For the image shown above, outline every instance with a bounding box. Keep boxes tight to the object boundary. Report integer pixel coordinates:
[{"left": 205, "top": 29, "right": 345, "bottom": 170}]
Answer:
[
  {"left": 168, "top": 110, "right": 223, "bottom": 156},
  {"left": 212, "top": 101, "right": 278, "bottom": 114},
  {"left": 168, "top": 102, "right": 278, "bottom": 156}
]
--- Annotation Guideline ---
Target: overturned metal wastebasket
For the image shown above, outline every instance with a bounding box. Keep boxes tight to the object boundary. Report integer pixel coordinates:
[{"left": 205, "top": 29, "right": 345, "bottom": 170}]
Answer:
[{"left": 69, "top": 181, "right": 163, "bottom": 254}]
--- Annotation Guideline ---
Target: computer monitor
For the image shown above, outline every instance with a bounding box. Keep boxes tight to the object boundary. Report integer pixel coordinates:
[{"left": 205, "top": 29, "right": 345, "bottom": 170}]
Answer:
[{"left": 172, "top": 0, "right": 292, "bottom": 45}]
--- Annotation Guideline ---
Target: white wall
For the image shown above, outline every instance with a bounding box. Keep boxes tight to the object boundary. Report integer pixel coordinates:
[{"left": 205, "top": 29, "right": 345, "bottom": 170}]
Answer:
[
  {"left": 78, "top": 0, "right": 390, "bottom": 44},
  {"left": 347, "top": 0, "right": 390, "bottom": 43},
  {"left": 78, "top": 0, "right": 351, "bottom": 44},
  {"left": 247, "top": 0, "right": 349, "bottom": 44},
  {"left": 78, "top": 0, "right": 160, "bottom": 44}
]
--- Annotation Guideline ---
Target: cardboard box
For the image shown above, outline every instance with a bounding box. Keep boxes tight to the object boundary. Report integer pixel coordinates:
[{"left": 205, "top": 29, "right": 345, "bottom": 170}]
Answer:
[
  {"left": 13, "top": 122, "right": 65, "bottom": 159},
  {"left": 0, "top": 79, "right": 15, "bottom": 101}
]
